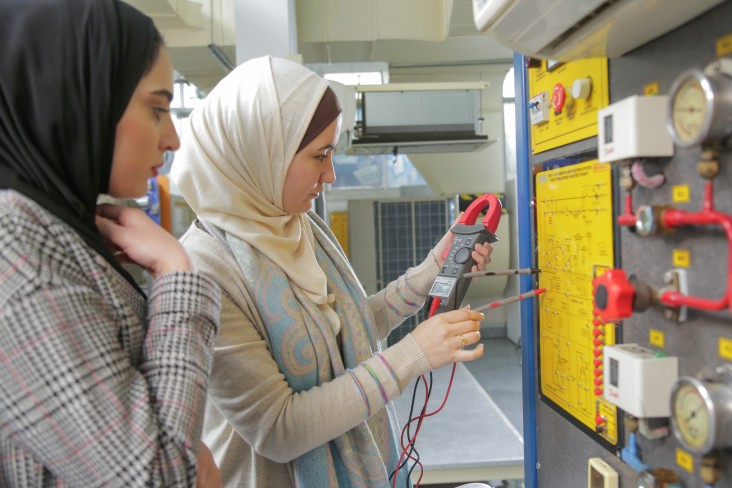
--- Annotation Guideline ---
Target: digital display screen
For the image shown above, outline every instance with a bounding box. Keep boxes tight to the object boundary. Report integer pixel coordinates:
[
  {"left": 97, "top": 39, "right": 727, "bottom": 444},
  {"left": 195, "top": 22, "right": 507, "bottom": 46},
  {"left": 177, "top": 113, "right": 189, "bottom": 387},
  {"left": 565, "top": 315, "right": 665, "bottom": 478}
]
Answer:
[
  {"left": 430, "top": 281, "right": 454, "bottom": 297},
  {"left": 604, "top": 114, "right": 613, "bottom": 144},
  {"left": 610, "top": 358, "right": 618, "bottom": 387}
]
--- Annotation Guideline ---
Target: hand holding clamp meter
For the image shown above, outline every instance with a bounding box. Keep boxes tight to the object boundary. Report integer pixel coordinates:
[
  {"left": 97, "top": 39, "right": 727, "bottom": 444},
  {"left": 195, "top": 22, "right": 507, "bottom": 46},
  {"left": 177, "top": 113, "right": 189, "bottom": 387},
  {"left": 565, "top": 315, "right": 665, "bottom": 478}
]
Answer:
[{"left": 428, "top": 194, "right": 502, "bottom": 316}]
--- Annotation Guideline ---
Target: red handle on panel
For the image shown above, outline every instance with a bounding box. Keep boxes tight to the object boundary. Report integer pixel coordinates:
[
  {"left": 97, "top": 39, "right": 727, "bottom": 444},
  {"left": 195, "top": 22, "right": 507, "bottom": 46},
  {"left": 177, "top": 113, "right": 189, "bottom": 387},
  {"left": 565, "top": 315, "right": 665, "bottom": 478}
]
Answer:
[{"left": 592, "top": 269, "right": 635, "bottom": 323}]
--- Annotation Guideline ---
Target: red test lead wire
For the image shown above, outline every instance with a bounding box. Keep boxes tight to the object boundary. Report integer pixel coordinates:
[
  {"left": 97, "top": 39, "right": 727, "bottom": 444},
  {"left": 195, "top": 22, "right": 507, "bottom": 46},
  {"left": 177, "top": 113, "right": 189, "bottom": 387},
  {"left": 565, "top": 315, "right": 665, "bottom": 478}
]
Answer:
[{"left": 473, "top": 288, "right": 547, "bottom": 313}]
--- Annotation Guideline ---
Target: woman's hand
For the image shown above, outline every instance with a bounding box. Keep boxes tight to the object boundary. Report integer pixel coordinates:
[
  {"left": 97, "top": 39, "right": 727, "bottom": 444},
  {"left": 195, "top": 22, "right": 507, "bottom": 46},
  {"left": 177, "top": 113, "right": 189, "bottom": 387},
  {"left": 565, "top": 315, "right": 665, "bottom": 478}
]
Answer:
[
  {"left": 95, "top": 204, "right": 192, "bottom": 278},
  {"left": 410, "top": 308, "right": 485, "bottom": 369},
  {"left": 196, "top": 442, "right": 222, "bottom": 488},
  {"left": 432, "top": 213, "right": 493, "bottom": 273}
]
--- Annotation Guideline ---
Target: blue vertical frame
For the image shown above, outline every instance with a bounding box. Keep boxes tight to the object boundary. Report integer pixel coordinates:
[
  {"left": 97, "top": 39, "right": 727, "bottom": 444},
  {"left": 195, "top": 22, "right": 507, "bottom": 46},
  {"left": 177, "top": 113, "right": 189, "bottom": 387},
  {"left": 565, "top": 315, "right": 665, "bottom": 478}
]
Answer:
[{"left": 514, "top": 52, "right": 537, "bottom": 488}]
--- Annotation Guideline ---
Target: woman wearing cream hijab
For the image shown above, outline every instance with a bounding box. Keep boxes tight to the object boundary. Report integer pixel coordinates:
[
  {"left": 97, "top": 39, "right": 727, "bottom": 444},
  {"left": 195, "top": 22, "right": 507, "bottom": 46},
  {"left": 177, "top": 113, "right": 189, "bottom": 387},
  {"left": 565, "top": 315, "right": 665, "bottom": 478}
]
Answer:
[{"left": 171, "top": 56, "right": 492, "bottom": 487}]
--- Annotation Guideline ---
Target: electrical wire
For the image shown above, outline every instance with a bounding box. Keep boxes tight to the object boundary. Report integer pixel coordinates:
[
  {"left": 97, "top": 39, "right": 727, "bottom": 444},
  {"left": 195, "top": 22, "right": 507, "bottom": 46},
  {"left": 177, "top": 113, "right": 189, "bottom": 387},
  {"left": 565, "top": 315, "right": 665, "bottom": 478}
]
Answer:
[
  {"left": 396, "top": 363, "right": 459, "bottom": 488},
  {"left": 389, "top": 372, "right": 432, "bottom": 485},
  {"left": 391, "top": 278, "right": 467, "bottom": 488}
]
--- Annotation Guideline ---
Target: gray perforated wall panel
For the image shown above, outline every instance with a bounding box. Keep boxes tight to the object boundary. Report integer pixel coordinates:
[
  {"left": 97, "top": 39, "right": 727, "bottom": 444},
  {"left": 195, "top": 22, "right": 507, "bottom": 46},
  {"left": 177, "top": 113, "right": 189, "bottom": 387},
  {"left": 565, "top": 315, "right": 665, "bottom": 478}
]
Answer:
[{"left": 530, "top": 1, "right": 732, "bottom": 486}]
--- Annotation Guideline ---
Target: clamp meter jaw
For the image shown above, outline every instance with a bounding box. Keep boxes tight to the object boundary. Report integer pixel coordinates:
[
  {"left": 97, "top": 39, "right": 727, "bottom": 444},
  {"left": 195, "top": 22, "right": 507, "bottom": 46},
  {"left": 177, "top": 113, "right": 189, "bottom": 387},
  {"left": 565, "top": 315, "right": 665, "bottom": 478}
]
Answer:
[{"left": 428, "top": 194, "right": 502, "bottom": 315}]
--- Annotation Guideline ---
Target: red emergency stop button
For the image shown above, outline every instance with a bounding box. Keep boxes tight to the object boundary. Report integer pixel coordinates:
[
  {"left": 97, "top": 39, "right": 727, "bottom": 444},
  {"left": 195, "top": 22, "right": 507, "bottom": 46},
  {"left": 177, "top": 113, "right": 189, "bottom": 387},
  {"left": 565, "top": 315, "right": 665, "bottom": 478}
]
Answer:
[
  {"left": 593, "top": 269, "right": 635, "bottom": 323},
  {"left": 551, "top": 83, "right": 566, "bottom": 114}
]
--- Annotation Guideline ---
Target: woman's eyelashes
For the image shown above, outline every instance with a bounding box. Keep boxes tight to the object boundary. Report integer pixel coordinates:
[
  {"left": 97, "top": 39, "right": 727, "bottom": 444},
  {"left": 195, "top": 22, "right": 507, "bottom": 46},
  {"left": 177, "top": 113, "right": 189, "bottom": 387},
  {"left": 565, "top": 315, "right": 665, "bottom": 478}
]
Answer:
[
  {"left": 316, "top": 145, "right": 335, "bottom": 162},
  {"left": 152, "top": 107, "right": 169, "bottom": 122}
]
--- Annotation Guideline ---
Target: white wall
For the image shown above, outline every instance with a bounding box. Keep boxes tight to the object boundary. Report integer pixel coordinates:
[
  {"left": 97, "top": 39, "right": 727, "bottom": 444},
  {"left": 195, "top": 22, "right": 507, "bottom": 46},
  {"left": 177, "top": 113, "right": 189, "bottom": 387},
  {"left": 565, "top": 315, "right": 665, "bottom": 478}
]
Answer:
[{"left": 235, "top": 0, "right": 298, "bottom": 64}]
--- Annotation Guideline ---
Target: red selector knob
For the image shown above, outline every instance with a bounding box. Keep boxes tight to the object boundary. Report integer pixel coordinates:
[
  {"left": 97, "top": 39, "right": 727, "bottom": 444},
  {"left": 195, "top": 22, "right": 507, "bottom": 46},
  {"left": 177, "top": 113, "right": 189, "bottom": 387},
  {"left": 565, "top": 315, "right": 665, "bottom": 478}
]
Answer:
[{"left": 593, "top": 269, "right": 635, "bottom": 322}]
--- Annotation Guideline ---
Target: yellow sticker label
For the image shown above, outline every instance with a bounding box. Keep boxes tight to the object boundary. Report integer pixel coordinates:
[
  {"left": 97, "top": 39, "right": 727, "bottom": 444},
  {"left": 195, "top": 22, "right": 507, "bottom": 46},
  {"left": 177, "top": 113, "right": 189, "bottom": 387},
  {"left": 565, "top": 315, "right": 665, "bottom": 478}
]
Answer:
[
  {"left": 649, "top": 329, "right": 665, "bottom": 349},
  {"left": 673, "top": 185, "right": 691, "bottom": 203},
  {"left": 720, "top": 337, "right": 732, "bottom": 360},
  {"left": 717, "top": 34, "right": 732, "bottom": 57},
  {"left": 673, "top": 249, "right": 691, "bottom": 268},
  {"left": 676, "top": 448, "right": 694, "bottom": 473},
  {"left": 644, "top": 82, "right": 660, "bottom": 96}
]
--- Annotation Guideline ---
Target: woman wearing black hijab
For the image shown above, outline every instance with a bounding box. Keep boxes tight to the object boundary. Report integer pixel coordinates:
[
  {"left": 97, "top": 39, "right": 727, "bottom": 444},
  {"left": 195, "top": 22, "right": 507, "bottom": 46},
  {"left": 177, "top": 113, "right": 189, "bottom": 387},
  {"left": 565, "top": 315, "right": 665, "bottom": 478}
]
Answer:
[{"left": 0, "top": 0, "right": 221, "bottom": 486}]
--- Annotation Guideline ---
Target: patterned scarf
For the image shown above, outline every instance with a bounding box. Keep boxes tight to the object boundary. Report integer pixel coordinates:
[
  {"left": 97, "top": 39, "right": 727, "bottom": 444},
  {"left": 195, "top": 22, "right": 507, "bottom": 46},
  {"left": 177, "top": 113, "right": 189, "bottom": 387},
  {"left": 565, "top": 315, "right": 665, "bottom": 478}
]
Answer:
[{"left": 209, "top": 213, "right": 410, "bottom": 488}]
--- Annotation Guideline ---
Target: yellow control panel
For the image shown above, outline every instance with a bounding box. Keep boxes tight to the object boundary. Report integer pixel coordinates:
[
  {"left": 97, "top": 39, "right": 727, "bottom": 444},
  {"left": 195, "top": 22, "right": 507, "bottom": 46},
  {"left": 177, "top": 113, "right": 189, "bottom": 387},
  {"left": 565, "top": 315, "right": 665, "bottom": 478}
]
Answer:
[
  {"left": 536, "top": 160, "right": 619, "bottom": 447},
  {"left": 528, "top": 58, "right": 609, "bottom": 154},
  {"left": 330, "top": 211, "right": 350, "bottom": 257}
]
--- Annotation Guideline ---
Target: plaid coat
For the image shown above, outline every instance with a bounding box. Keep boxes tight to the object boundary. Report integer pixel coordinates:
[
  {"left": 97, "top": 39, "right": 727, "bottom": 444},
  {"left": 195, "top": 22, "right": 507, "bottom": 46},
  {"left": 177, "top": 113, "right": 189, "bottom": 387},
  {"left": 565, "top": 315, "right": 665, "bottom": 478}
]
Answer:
[{"left": 0, "top": 190, "right": 220, "bottom": 487}]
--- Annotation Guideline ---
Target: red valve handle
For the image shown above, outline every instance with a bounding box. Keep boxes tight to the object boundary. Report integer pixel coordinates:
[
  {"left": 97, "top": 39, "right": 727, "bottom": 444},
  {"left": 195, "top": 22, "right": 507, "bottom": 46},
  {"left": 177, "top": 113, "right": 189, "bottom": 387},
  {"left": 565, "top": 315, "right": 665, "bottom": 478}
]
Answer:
[{"left": 592, "top": 269, "right": 635, "bottom": 322}]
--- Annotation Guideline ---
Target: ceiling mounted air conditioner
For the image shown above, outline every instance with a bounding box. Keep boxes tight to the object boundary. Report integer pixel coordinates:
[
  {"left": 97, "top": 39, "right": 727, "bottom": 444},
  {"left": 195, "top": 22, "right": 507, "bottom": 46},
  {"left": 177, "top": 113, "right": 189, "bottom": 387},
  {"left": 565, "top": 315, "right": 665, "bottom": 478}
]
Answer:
[
  {"left": 349, "top": 82, "right": 495, "bottom": 155},
  {"left": 472, "top": 0, "right": 726, "bottom": 61}
]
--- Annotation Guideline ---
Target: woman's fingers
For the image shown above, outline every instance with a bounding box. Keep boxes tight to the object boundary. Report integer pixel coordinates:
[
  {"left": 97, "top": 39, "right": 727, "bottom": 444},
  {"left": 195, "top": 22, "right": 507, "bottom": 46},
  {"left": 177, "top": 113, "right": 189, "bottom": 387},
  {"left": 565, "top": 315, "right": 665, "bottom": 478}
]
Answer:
[
  {"left": 95, "top": 203, "right": 125, "bottom": 220},
  {"left": 471, "top": 242, "right": 493, "bottom": 272},
  {"left": 95, "top": 214, "right": 122, "bottom": 242},
  {"left": 450, "top": 316, "right": 482, "bottom": 354},
  {"left": 453, "top": 328, "right": 482, "bottom": 349},
  {"left": 411, "top": 307, "right": 486, "bottom": 368},
  {"left": 454, "top": 340, "right": 485, "bottom": 361},
  {"left": 442, "top": 310, "right": 484, "bottom": 360}
]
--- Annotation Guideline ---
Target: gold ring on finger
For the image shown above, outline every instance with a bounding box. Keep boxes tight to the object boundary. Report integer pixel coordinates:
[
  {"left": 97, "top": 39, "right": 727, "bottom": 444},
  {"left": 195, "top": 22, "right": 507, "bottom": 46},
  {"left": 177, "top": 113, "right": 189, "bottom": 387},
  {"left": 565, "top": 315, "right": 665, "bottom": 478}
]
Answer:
[{"left": 459, "top": 334, "right": 466, "bottom": 348}]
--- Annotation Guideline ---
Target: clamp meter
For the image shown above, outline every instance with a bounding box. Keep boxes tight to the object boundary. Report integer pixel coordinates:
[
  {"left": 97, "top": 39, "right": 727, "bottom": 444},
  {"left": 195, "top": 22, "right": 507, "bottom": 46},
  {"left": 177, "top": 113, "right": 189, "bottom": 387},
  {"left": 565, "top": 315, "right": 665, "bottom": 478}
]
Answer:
[{"left": 428, "top": 194, "right": 502, "bottom": 316}]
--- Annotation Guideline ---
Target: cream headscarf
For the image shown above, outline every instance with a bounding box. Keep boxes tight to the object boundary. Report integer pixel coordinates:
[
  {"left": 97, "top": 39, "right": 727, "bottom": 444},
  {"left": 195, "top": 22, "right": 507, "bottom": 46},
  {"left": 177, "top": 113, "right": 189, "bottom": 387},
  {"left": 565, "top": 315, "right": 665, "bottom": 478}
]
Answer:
[{"left": 171, "top": 56, "right": 332, "bottom": 304}]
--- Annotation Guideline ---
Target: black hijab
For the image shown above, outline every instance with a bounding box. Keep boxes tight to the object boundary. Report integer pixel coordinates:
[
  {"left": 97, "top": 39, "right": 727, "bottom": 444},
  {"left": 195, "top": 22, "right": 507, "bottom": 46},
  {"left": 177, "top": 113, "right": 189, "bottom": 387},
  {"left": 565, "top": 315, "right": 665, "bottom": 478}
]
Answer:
[{"left": 0, "top": 0, "right": 162, "bottom": 293}]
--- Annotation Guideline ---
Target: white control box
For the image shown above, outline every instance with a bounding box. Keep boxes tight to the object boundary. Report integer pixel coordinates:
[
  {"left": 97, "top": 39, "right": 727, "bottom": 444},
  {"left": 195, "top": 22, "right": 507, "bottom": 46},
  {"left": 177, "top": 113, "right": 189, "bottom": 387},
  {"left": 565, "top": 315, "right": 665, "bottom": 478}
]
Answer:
[
  {"left": 529, "top": 91, "right": 550, "bottom": 126},
  {"left": 603, "top": 343, "right": 678, "bottom": 418},
  {"left": 597, "top": 95, "right": 674, "bottom": 163}
]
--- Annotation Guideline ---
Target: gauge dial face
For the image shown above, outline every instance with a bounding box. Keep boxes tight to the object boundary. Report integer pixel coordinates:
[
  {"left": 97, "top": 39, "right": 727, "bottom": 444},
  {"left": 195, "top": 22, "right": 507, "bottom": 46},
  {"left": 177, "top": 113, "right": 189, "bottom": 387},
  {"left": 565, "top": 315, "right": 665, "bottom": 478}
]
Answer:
[
  {"left": 635, "top": 206, "right": 655, "bottom": 236},
  {"left": 670, "top": 76, "right": 709, "bottom": 145},
  {"left": 672, "top": 380, "right": 712, "bottom": 452}
]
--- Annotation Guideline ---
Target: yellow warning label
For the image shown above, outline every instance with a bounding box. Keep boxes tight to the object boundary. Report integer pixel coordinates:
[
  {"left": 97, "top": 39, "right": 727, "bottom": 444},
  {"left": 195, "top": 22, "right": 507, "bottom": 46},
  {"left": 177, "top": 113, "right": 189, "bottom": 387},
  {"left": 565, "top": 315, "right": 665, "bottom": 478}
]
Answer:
[
  {"left": 720, "top": 337, "right": 732, "bottom": 361},
  {"left": 644, "top": 82, "right": 660, "bottom": 96},
  {"left": 673, "top": 185, "right": 690, "bottom": 203},
  {"left": 649, "top": 329, "right": 665, "bottom": 349},
  {"left": 676, "top": 448, "right": 694, "bottom": 473},
  {"left": 673, "top": 249, "right": 691, "bottom": 268},
  {"left": 717, "top": 33, "right": 732, "bottom": 57}
]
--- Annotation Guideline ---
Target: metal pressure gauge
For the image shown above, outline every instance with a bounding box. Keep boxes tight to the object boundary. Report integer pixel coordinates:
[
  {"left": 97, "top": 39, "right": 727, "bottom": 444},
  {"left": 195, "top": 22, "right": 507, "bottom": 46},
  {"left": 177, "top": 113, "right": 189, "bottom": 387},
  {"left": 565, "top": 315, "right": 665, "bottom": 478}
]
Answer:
[
  {"left": 635, "top": 205, "right": 658, "bottom": 237},
  {"left": 666, "top": 59, "right": 732, "bottom": 148},
  {"left": 670, "top": 364, "right": 732, "bottom": 454}
]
